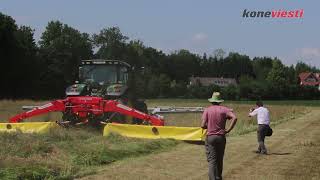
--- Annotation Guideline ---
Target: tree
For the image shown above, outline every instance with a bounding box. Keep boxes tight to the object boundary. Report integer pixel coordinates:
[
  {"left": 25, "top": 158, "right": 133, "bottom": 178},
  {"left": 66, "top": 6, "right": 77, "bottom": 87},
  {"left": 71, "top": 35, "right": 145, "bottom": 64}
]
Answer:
[
  {"left": 38, "top": 21, "right": 93, "bottom": 97},
  {"left": 252, "top": 57, "right": 273, "bottom": 80},
  {"left": 0, "top": 13, "right": 39, "bottom": 98},
  {"left": 158, "top": 74, "right": 171, "bottom": 97},
  {"left": 266, "top": 59, "right": 289, "bottom": 99},
  {"left": 238, "top": 75, "right": 254, "bottom": 100},
  {"left": 212, "top": 48, "right": 225, "bottom": 60},
  {"left": 221, "top": 85, "right": 239, "bottom": 100},
  {"left": 146, "top": 75, "right": 160, "bottom": 98},
  {"left": 93, "top": 27, "right": 128, "bottom": 59},
  {"left": 222, "top": 52, "right": 253, "bottom": 78},
  {"left": 295, "top": 61, "right": 317, "bottom": 74},
  {"left": 167, "top": 49, "right": 201, "bottom": 82}
]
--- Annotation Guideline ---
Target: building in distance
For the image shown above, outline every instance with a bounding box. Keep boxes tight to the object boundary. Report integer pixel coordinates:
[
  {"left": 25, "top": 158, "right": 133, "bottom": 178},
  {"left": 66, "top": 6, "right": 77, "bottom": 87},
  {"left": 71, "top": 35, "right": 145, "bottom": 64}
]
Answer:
[{"left": 189, "top": 77, "right": 237, "bottom": 87}]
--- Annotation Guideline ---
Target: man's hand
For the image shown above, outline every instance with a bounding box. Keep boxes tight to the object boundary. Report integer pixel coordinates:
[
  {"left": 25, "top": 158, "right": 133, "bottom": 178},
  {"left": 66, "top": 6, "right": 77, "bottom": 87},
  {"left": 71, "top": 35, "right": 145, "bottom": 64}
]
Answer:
[
  {"left": 225, "top": 129, "right": 230, "bottom": 134},
  {"left": 248, "top": 107, "right": 256, "bottom": 117},
  {"left": 225, "top": 111, "right": 237, "bottom": 134}
]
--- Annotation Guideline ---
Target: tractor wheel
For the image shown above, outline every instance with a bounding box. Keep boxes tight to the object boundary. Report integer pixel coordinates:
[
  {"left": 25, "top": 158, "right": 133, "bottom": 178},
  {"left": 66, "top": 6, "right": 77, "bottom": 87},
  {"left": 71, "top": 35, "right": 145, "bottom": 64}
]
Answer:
[{"left": 132, "top": 100, "right": 148, "bottom": 125}]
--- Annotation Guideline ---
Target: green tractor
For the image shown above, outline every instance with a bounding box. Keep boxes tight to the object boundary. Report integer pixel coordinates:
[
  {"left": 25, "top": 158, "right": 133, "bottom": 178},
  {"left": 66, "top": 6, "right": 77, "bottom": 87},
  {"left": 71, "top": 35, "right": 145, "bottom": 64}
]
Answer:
[{"left": 64, "top": 59, "right": 148, "bottom": 125}]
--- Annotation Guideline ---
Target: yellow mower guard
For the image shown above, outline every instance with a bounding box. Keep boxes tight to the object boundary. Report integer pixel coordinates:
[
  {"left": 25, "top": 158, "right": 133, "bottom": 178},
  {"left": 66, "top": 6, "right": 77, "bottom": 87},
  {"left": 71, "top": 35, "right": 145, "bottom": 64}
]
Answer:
[
  {"left": 103, "top": 123, "right": 207, "bottom": 141},
  {"left": 0, "top": 122, "right": 58, "bottom": 134}
]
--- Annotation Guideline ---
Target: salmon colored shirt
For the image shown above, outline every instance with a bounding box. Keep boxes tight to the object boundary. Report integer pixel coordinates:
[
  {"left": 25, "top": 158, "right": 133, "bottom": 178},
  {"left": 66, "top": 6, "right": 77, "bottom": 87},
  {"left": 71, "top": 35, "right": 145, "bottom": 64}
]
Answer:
[{"left": 202, "top": 105, "right": 232, "bottom": 136}]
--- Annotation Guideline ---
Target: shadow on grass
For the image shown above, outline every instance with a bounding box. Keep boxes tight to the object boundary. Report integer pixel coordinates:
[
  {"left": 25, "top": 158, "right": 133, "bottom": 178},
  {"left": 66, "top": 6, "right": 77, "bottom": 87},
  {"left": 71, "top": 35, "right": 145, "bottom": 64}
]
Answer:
[
  {"left": 184, "top": 140, "right": 205, "bottom": 145},
  {"left": 268, "top": 152, "right": 292, "bottom": 156}
]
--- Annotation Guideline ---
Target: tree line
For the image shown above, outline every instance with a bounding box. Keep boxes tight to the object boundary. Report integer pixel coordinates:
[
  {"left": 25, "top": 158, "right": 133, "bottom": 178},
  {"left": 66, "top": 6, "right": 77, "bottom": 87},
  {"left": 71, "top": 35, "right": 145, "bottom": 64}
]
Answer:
[{"left": 1, "top": 12, "right": 319, "bottom": 100}]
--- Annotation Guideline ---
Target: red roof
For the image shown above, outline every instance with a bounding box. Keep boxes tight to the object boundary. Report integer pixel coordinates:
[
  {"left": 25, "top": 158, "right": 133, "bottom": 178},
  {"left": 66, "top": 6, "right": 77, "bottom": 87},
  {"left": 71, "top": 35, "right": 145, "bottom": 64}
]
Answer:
[{"left": 299, "top": 72, "right": 319, "bottom": 86}]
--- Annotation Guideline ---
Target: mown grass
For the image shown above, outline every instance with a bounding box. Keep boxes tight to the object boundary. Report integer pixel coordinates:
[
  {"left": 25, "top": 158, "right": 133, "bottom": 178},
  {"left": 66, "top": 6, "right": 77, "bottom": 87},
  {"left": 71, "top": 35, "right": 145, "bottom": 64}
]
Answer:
[
  {"left": 0, "top": 100, "right": 62, "bottom": 123},
  {"left": 0, "top": 99, "right": 311, "bottom": 179},
  {"left": 159, "top": 101, "right": 307, "bottom": 136},
  {"left": 146, "top": 99, "right": 320, "bottom": 107},
  {"left": 0, "top": 128, "right": 178, "bottom": 179}
]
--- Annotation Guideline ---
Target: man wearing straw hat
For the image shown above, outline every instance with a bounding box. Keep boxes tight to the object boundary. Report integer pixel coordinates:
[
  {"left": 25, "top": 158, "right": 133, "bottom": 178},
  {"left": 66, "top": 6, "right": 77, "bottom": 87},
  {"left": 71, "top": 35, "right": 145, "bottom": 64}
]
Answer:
[{"left": 201, "top": 92, "right": 237, "bottom": 180}]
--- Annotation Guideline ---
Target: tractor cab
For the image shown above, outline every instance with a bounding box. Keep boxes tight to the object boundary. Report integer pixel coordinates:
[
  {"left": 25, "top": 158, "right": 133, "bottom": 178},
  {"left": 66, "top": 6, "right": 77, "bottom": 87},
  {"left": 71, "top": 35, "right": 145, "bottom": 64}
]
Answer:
[{"left": 66, "top": 59, "right": 131, "bottom": 98}]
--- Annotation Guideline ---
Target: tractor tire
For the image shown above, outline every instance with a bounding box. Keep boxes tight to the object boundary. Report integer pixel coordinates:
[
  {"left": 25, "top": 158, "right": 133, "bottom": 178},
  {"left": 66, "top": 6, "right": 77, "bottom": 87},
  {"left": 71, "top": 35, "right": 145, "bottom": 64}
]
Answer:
[{"left": 132, "top": 100, "right": 148, "bottom": 125}]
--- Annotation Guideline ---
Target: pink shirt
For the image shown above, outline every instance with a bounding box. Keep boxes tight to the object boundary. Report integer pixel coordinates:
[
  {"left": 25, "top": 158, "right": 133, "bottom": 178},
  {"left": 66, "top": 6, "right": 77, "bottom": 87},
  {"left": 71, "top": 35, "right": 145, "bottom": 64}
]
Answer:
[{"left": 202, "top": 105, "right": 232, "bottom": 136}]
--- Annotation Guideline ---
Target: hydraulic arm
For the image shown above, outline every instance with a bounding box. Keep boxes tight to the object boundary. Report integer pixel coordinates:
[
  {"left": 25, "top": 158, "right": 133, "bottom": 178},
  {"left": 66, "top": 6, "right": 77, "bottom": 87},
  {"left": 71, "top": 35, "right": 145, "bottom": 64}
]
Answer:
[{"left": 9, "top": 96, "right": 164, "bottom": 126}]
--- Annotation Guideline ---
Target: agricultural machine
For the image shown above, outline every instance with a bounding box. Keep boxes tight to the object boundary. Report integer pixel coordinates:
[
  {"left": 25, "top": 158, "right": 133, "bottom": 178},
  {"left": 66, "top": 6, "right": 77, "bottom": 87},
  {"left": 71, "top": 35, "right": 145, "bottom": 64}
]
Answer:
[{"left": 9, "top": 59, "right": 164, "bottom": 126}]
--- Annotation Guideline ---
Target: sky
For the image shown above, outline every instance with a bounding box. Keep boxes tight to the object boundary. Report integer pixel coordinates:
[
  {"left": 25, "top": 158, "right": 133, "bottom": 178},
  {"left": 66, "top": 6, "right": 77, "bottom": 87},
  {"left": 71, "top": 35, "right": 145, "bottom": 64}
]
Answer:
[{"left": 1, "top": 0, "right": 320, "bottom": 67}]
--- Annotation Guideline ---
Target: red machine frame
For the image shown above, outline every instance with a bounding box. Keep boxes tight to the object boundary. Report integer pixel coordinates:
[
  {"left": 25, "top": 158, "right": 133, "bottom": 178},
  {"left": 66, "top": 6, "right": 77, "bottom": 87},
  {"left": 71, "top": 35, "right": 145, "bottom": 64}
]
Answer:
[{"left": 9, "top": 96, "right": 164, "bottom": 126}]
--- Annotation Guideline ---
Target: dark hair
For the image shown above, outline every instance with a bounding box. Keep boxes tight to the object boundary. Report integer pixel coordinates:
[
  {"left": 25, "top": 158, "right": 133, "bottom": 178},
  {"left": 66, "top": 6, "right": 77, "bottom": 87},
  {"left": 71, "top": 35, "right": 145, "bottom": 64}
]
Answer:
[{"left": 256, "top": 101, "right": 263, "bottom": 107}]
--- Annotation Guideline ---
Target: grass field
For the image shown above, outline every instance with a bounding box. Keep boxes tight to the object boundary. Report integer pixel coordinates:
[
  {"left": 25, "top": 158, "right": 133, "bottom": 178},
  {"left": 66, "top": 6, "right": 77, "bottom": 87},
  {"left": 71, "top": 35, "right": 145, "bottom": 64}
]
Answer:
[
  {"left": 146, "top": 99, "right": 308, "bottom": 136},
  {"left": 0, "top": 99, "right": 312, "bottom": 179},
  {"left": 83, "top": 107, "right": 320, "bottom": 180}
]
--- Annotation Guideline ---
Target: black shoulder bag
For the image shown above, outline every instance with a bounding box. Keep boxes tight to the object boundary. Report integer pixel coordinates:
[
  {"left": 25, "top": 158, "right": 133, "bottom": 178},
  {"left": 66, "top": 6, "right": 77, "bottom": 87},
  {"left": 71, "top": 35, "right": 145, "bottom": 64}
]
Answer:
[{"left": 265, "top": 126, "right": 273, "bottom": 136}]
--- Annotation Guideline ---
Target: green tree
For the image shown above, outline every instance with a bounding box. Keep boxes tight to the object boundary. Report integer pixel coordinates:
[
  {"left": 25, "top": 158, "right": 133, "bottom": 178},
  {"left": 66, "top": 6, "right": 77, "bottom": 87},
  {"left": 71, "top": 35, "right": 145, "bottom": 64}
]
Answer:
[
  {"left": 167, "top": 49, "right": 201, "bottom": 82},
  {"left": 212, "top": 48, "right": 225, "bottom": 60},
  {"left": 146, "top": 75, "right": 161, "bottom": 98},
  {"left": 0, "top": 13, "right": 39, "bottom": 98},
  {"left": 222, "top": 52, "right": 253, "bottom": 78},
  {"left": 38, "top": 21, "right": 93, "bottom": 97},
  {"left": 238, "top": 75, "right": 254, "bottom": 100},
  {"left": 252, "top": 57, "right": 273, "bottom": 80},
  {"left": 158, "top": 74, "right": 171, "bottom": 97},
  {"left": 266, "top": 59, "right": 290, "bottom": 98},
  {"left": 295, "top": 61, "right": 319, "bottom": 74},
  {"left": 93, "top": 27, "right": 128, "bottom": 59},
  {"left": 221, "top": 85, "right": 239, "bottom": 100}
]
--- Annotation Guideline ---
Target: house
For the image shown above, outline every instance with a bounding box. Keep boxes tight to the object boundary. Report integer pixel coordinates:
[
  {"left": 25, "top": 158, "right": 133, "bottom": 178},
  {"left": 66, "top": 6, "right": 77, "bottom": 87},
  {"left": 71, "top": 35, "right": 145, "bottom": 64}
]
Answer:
[
  {"left": 189, "top": 77, "right": 237, "bottom": 87},
  {"left": 298, "top": 72, "right": 320, "bottom": 87}
]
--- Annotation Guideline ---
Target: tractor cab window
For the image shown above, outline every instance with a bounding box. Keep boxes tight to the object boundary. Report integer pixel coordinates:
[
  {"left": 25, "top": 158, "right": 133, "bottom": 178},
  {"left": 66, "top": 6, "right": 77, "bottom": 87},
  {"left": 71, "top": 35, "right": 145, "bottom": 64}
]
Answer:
[
  {"left": 119, "top": 66, "right": 129, "bottom": 84},
  {"left": 80, "top": 65, "right": 128, "bottom": 84}
]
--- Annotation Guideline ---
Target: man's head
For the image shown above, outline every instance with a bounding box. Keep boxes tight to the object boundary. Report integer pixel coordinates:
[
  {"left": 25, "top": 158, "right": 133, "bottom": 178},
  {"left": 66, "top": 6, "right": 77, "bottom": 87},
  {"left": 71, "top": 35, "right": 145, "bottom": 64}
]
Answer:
[{"left": 256, "top": 101, "right": 263, "bottom": 107}]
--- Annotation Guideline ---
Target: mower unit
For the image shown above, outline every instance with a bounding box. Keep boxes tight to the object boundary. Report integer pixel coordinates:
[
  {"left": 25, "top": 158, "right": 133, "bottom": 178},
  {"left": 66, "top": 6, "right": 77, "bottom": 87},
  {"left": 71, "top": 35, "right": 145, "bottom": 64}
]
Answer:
[{"left": 9, "top": 96, "right": 164, "bottom": 126}]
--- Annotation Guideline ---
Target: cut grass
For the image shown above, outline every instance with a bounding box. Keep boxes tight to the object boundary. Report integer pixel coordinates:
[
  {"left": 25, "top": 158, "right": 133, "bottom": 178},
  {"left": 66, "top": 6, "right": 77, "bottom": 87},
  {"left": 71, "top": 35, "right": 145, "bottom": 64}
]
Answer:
[
  {"left": 0, "top": 99, "right": 311, "bottom": 179},
  {"left": 0, "top": 128, "right": 179, "bottom": 179},
  {"left": 162, "top": 103, "right": 307, "bottom": 134},
  {"left": 146, "top": 99, "right": 320, "bottom": 107}
]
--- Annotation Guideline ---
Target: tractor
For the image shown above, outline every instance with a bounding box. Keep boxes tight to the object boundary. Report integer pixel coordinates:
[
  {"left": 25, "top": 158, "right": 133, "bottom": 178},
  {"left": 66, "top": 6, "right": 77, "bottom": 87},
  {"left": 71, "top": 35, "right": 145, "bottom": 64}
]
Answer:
[{"left": 9, "top": 59, "right": 164, "bottom": 126}]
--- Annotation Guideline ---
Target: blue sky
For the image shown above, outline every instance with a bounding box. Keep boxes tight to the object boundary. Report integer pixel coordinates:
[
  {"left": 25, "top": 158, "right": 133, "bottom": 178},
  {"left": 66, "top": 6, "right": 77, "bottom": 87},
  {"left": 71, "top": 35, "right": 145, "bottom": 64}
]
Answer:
[{"left": 1, "top": 0, "right": 319, "bottom": 67}]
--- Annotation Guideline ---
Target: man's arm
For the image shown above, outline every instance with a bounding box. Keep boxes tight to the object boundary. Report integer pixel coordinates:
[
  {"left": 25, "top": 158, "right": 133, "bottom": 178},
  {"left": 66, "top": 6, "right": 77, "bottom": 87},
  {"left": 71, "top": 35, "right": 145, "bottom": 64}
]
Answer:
[
  {"left": 201, "top": 110, "right": 208, "bottom": 129},
  {"left": 225, "top": 111, "right": 237, "bottom": 133},
  {"left": 248, "top": 108, "right": 257, "bottom": 117}
]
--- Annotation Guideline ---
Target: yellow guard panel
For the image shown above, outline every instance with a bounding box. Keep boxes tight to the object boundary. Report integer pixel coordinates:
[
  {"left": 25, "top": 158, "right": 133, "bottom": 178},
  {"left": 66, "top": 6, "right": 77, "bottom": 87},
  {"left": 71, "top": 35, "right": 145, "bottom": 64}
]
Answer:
[
  {"left": 104, "top": 123, "right": 206, "bottom": 141},
  {"left": 0, "top": 122, "right": 58, "bottom": 133}
]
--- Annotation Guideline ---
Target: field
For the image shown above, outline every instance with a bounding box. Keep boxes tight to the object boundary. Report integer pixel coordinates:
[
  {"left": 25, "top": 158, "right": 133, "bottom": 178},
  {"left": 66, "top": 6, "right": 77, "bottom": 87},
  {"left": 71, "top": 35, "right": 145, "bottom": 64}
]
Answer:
[
  {"left": 0, "top": 99, "right": 319, "bottom": 179},
  {"left": 146, "top": 99, "right": 307, "bottom": 136}
]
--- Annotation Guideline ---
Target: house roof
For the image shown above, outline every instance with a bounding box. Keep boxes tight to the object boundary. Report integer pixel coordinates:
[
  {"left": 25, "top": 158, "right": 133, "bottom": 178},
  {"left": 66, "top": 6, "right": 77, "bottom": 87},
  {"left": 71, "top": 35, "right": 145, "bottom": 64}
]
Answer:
[
  {"left": 298, "top": 72, "right": 319, "bottom": 86},
  {"left": 299, "top": 72, "right": 312, "bottom": 81}
]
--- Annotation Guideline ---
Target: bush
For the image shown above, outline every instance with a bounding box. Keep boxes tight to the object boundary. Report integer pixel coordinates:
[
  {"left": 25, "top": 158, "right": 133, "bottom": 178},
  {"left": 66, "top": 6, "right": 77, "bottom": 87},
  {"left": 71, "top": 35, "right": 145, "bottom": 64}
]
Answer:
[{"left": 221, "top": 85, "right": 239, "bottom": 100}]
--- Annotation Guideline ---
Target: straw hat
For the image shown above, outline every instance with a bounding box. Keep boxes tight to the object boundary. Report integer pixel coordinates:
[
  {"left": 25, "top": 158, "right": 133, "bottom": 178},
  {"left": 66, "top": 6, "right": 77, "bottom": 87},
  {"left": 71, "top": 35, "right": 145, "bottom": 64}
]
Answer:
[{"left": 208, "top": 92, "right": 224, "bottom": 103}]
